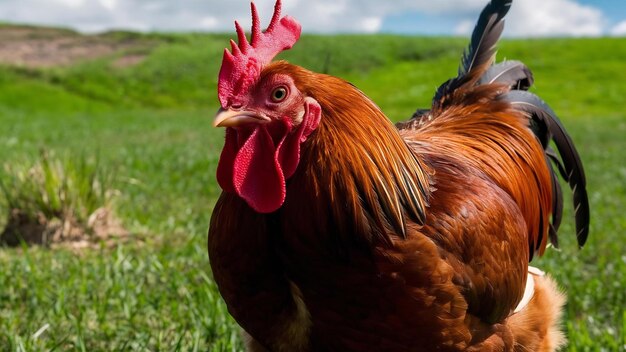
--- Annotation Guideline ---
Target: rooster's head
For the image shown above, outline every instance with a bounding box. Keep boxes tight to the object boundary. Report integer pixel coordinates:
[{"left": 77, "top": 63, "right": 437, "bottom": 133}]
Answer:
[{"left": 214, "top": 0, "right": 321, "bottom": 213}]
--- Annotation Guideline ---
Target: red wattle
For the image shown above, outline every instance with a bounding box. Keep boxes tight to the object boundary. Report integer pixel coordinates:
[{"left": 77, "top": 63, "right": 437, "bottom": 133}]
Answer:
[
  {"left": 232, "top": 126, "right": 286, "bottom": 213},
  {"left": 216, "top": 99, "right": 321, "bottom": 213},
  {"left": 216, "top": 128, "right": 238, "bottom": 193}
]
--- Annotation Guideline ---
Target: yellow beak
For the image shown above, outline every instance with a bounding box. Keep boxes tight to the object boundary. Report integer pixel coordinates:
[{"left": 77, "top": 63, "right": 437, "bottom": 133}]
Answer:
[{"left": 213, "top": 108, "right": 271, "bottom": 128}]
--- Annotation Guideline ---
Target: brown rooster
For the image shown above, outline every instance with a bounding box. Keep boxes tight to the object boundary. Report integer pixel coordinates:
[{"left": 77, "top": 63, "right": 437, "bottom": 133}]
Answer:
[{"left": 208, "top": 0, "right": 590, "bottom": 351}]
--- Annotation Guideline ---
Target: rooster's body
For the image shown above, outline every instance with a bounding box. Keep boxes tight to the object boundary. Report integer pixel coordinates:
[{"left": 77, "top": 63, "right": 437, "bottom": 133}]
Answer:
[{"left": 208, "top": 1, "right": 589, "bottom": 351}]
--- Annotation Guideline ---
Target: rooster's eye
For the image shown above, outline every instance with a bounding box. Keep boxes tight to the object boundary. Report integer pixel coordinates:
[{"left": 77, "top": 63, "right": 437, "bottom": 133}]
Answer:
[{"left": 271, "top": 87, "right": 288, "bottom": 102}]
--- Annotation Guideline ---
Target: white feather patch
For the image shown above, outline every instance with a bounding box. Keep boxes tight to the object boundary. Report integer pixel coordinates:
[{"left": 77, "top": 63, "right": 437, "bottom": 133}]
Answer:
[{"left": 513, "top": 266, "right": 544, "bottom": 314}]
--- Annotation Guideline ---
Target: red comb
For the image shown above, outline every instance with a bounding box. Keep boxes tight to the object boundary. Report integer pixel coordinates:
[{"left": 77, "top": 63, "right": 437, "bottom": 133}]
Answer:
[{"left": 218, "top": 0, "right": 301, "bottom": 108}]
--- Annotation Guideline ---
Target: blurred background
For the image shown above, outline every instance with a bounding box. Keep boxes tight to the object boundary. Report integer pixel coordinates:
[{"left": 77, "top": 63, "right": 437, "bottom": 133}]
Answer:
[{"left": 0, "top": 0, "right": 624, "bottom": 350}]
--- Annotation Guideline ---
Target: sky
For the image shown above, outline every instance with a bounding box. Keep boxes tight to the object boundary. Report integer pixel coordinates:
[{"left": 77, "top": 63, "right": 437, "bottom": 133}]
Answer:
[{"left": 0, "top": 0, "right": 625, "bottom": 37}]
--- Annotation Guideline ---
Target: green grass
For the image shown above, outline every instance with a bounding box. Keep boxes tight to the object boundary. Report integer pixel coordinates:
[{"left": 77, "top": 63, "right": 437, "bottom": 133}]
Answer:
[
  {"left": 0, "top": 30, "right": 624, "bottom": 350},
  {"left": 0, "top": 151, "right": 114, "bottom": 228}
]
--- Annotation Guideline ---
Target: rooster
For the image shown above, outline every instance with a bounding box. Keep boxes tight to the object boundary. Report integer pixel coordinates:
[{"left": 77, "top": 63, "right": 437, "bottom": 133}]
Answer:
[{"left": 208, "top": 0, "right": 589, "bottom": 351}]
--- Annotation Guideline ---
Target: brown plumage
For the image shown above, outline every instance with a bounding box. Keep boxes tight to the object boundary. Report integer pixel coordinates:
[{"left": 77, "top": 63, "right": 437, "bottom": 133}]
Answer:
[{"left": 208, "top": 0, "right": 589, "bottom": 351}]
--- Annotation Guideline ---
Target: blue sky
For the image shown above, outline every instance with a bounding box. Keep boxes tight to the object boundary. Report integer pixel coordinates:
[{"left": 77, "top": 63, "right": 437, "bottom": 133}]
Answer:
[
  {"left": 381, "top": 0, "right": 626, "bottom": 36},
  {"left": 579, "top": 0, "right": 626, "bottom": 26},
  {"left": 0, "top": 0, "right": 624, "bottom": 36},
  {"left": 384, "top": 2, "right": 626, "bottom": 35}
]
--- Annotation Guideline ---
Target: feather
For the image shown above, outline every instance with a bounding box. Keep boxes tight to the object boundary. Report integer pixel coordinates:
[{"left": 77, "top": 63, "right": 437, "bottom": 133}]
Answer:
[
  {"left": 528, "top": 115, "right": 551, "bottom": 149},
  {"left": 546, "top": 147, "right": 568, "bottom": 181},
  {"left": 400, "top": 164, "right": 429, "bottom": 223},
  {"left": 546, "top": 156, "right": 563, "bottom": 248},
  {"left": 502, "top": 90, "right": 590, "bottom": 247},
  {"left": 460, "top": 0, "right": 512, "bottom": 76},
  {"left": 478, "top": 60, "right": 533, "bottom": 90},
  {"left": 433, "top": 0, "right": 512, "bottom": 109}
]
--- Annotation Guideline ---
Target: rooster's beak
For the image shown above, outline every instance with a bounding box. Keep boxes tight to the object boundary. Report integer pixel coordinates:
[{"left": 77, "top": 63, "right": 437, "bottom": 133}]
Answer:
[{"left": 213, "top": 108, "right": 271, "bottom": 128}]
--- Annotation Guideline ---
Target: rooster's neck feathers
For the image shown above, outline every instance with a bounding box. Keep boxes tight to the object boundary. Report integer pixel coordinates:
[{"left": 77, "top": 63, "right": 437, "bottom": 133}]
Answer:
[{"left": 273, "top": 63, "right": 430, "bottom": 242}]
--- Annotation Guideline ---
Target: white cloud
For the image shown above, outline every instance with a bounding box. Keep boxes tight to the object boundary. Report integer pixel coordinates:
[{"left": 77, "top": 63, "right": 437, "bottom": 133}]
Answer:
[
  {"left": 452, "top": 0, "right": 605, "bottom": 37},
  {"left": 52, "top": 0, "right": 85, "bottom": 8},
  {"left": 360, "top": 17, "right": 383, "bottom": 33},
  {"left": 0, "top": 0, "right": 482, "bottom": 33},
  {"left": 0, "top": 0, "right": 613, "bottom": 36},
  {"left": 504, "top": 0, "right": 605, "bottom": 37},
  {"left": 610, "top": 21, "right": 626, "bottom": 36},
  {"left": 285, "top": 0, "right": 485, "bottom": 33},
  {"left": 99, "top": 0, "right": 116, "bottom": 11},
  {"left": 454, "top": 20, "right": 474, "bottom": 35},
  {"left": 199, "top": 16, "right": 219, "bottom": 30}
]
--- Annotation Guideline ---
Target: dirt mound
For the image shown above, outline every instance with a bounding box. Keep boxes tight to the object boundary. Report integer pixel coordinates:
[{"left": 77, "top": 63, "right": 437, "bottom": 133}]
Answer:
[
  {"left": 1, "top": 207, "right": 129, "bottom": 249},
  {"left": 0, "top": 25, "right": 152, "bottom": 68}
]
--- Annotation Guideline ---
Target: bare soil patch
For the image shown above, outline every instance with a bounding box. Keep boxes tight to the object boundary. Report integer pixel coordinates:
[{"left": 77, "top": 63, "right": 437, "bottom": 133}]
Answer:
[
  {"left": 0, "top": 25, "right": 153, "bottom": 68},
  {"left": 1, "top": 207, "right": 130, "bottom": 249}
]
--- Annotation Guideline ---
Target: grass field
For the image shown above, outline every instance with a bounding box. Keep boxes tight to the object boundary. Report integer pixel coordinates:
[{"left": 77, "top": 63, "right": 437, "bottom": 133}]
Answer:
[{"left": 0, "top": 27, "right": 625, "bottom": 351}]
